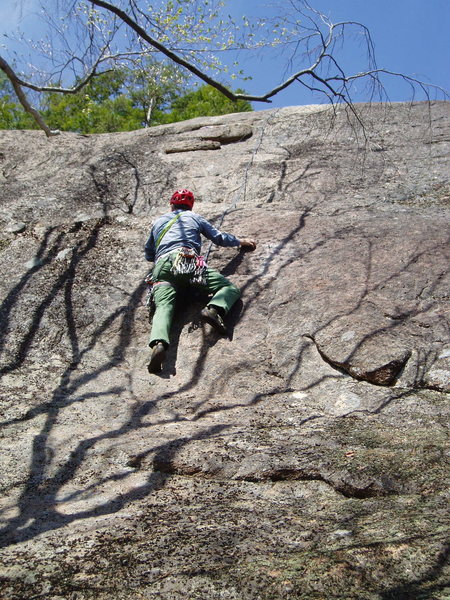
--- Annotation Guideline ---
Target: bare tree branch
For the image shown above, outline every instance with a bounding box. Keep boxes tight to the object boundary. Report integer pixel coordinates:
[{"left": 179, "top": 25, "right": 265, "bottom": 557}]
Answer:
[
  {"left": 87, "top": 0, "right": 245, "bottom": 103},
  {"left": 0, "top": 55, "right": 59, "bottom": 137},
  {"left": 2, "top": 0, "right": 448, "bottom": 136},
  {"left": 6, "top": 41, "right": 117, "bottom": 95}
]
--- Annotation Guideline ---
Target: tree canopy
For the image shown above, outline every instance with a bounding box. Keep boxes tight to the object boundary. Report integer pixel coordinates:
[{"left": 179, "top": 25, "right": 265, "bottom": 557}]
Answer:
[
  {"left": 0, "top": 72, "right": 36, "bottom": 129},
  {"left": 0, "top": 67, "right": 253, "bottom": 134},
  {"left": 162, "top": 86, "right": 252, "bottom": 124}
]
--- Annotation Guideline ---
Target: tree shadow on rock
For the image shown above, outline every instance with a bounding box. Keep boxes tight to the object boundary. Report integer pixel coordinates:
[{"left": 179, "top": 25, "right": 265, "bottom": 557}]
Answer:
[{"left": 379, "top": 544, "right": 449, "bottom": 600}]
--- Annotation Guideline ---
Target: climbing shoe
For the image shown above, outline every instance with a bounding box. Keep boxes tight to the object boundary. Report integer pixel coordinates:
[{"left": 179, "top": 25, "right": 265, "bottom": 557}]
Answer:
[
  {"left": 201, "top": 306, "right": 228, "bottom": 336},
  {"left": 147, "top": 342, "right": 166, "bottom": 373}
]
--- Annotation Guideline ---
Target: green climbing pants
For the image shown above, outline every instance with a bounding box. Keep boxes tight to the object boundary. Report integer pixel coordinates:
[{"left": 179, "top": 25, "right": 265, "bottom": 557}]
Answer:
[{"left": 149, "top": 252, "right": 241, "bottom": 348}]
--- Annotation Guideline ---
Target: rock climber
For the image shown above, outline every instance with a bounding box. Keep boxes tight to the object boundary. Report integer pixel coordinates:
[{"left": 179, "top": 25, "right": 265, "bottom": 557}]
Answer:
[{"left": 144, "top": 189, "right": 257, "bottom": 373}]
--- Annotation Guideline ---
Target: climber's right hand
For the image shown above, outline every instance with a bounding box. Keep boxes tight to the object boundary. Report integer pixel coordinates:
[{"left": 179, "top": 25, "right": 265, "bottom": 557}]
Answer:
[{"left": 240, "top": 238, "right": 257, "bottom": 251}]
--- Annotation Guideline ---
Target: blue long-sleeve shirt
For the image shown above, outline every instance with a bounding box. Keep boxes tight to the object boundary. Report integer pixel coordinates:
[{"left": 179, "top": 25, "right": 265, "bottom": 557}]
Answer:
[{"left": 144, "top": 209, "right": 241, "bottom": 262}]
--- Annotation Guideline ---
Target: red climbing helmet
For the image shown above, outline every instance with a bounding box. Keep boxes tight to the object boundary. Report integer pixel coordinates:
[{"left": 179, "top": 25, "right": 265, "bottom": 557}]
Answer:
[{"left": 170, "top": 189, "right": 195, "bottom": 209}]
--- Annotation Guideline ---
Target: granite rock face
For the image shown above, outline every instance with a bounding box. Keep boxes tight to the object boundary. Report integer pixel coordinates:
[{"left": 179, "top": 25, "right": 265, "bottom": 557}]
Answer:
[{"left": 0, "top": 102, "right": 449, "bottom": 599}]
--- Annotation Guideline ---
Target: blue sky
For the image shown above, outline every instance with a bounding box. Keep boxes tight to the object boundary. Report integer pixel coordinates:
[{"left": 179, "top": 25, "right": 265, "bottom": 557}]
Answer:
[
  {"left": 1, "top": 0, "right": 449, "bottom": 109},
  {"left": 224, "top": 0, "right": 450, "bottom": 107}
]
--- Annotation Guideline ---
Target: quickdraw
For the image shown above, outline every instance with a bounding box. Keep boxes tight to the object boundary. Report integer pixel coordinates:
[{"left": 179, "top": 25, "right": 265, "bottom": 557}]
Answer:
[
  {"left": 171, "top": 247, "right": 207, "bottom": 285},
  {"left": 144, "top": 272, "right": 155, "bottom": 313}
]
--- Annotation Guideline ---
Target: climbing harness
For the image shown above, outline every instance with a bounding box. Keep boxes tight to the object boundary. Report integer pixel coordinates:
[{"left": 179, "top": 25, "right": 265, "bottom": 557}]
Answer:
[{"left": 145, "top": 248, "right": 207, "bottom": 314}]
